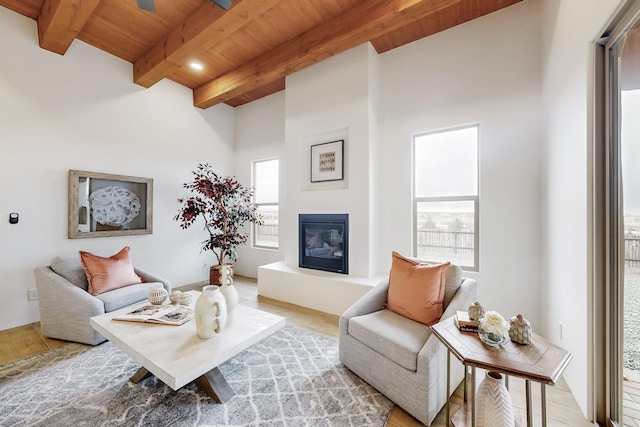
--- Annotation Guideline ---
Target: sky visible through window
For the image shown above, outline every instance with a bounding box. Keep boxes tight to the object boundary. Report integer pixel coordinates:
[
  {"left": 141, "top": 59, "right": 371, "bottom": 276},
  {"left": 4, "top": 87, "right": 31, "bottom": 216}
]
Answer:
[
  {"left": 414, "top": 126, "right": 478, "bottom": 213},
  {"left": 254, "top": 158, "right": 279, "bottom": 249},
  {"left": 254, "top": 158, "right": 279, "bottom": 203}
]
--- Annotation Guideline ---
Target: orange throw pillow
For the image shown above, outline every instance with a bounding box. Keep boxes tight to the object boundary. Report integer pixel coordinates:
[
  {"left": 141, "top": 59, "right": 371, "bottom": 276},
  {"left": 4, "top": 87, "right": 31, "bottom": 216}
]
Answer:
[
  {"left": 387, "top": 251, "right": 450, "bottom": 326},
  {"left": 79, "top": 246, "right": 142, "bottom": 296}
]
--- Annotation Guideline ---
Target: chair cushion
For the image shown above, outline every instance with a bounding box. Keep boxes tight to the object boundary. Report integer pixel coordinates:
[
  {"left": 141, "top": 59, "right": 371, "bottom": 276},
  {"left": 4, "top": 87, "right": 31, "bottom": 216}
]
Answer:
[
  {"left": 80, "top": 246, "right": 143, "bottom": 296},
  {"left": 387, "top": 251, "right": 449, "bottom": 325},
  {"left": 348, "top": 309, "right": 431, "bottom": 371},
  {"left": 95, "top": 282, "right": 165, "bottom": 312},
  {"left": 50, "top": 256, "right": 89, "bottom": 291}
]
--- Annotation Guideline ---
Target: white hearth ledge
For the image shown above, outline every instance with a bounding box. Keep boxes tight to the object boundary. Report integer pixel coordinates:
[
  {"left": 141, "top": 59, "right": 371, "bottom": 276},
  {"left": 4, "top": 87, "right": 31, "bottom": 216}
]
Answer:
[{"left": 258, "top": 261, "right": 385, "bottom": 316}]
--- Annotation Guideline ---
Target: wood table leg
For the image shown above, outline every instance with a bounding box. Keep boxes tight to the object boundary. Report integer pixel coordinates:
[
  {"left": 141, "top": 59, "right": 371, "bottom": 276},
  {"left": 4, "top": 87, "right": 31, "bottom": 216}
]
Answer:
[
  {"left": 130, "top": 367, "right": 153, "bottom": 384},
  {"left": 194, "top": 367, "right": 235, "bottom": 403}
]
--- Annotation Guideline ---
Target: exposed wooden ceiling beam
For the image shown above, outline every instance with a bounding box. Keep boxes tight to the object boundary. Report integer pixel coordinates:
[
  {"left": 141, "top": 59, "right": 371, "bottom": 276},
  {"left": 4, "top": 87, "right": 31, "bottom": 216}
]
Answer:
[
  {"left": 193, "top": 0, "right": 460, "bottom": 109},
  {"left": 133, "top": 0, "right": 280, "bottom": 88},
  {"left": 37, "top": 0, "right": 100, "bottom": 55},
  {"left": 0, "top": 0, "right": 42, "bottom": 20}
]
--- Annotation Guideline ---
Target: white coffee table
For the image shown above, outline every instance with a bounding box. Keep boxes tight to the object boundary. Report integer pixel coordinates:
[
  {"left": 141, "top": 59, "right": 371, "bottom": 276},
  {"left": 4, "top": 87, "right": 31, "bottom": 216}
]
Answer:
[{"left": 89, "top": 290, "right": 286, "bottom": 403}]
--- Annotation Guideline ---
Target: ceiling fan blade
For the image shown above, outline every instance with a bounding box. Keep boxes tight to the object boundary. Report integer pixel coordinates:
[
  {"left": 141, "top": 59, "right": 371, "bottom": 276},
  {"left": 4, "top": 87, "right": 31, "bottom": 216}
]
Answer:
[
  {"left": 211, "top": 0, "right": 232, "bottom": 10},
  {"left": 136, "top": 0, "right": 155, "bottom": 13},
  {"left": 136, "top": 0, "right": 228, "bottom": 13}
]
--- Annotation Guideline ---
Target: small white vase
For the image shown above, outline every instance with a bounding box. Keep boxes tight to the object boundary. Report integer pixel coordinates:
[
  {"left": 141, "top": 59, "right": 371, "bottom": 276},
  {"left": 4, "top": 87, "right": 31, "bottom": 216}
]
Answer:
[
  {"left": 195, "top": 285, "right": 227, "bottom": 339},
  {"left": 219, "top": 264, "right": 238, "bottom": 313},
  {"left": 476, "top": 371, "right": 515, "bottom": 427}
]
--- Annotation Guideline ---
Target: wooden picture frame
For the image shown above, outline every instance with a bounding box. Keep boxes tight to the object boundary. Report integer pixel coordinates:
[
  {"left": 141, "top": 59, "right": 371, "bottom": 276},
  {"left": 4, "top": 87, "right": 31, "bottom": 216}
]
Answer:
[
  {"left": 310, "top": 140, "right": 344, "bottom": 183},
  {"left": 68, "top": 170, "right": 153, "bottom": 239}
]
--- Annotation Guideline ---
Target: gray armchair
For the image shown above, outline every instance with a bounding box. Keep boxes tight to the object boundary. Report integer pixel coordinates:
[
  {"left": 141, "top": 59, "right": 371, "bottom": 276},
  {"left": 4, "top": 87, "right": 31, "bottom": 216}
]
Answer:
[
  {"left": 339, "top": 266, "right": 477, "bottom": 426},
  {"left": 34, "top": 256, "right": 171, "bottom": 345}
]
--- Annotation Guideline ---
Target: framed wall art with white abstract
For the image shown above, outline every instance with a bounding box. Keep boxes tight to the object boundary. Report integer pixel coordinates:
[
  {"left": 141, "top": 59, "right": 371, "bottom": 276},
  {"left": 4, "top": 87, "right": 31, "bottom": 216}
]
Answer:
[{"left": 68, "top": 170, "right": 153, "bottom": 238}]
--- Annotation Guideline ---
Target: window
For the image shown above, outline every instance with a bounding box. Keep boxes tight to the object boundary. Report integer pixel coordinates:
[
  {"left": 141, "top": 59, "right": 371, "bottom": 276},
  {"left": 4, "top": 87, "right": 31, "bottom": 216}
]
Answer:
[
  {"left": 413, "top": 125, "right": 479, "bottom": 270},
  {"left": 253, "top": 158, "right": 279, "bottom": 249}
]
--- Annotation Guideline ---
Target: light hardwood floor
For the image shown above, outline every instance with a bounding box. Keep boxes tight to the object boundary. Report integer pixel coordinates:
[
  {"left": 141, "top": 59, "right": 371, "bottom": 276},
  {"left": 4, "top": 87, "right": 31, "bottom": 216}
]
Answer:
[{"left": 0, "top": 276, "right": 594, "bottom": 427}]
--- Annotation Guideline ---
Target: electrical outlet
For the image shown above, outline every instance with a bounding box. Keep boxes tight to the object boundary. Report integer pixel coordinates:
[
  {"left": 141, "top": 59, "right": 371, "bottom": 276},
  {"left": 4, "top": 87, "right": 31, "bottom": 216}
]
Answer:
[
  {"left": 559, "top": 321, "right": 563, "bottom": 340},
  {"left": 28, "top": 288, "right": 38, "bottom": 301}
]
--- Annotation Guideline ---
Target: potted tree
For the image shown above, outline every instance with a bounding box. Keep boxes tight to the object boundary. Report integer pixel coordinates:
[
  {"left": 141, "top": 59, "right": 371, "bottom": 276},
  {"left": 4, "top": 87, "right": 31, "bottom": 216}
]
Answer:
[{"left": 174, "top": 163, "right": 263, "bottom": 287}]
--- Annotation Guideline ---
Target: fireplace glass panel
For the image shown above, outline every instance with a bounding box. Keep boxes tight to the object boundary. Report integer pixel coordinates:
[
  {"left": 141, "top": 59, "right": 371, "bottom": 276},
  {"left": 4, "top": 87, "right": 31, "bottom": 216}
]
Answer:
[{"left": 299, "top": 214, "right": 348, "bottom": 274}]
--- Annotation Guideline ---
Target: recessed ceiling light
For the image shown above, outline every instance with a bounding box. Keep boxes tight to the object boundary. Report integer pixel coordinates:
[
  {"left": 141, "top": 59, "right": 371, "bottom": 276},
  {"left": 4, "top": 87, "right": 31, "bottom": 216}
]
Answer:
[{"left": 190, "top": 62, "right": 204, "bottom": 71}]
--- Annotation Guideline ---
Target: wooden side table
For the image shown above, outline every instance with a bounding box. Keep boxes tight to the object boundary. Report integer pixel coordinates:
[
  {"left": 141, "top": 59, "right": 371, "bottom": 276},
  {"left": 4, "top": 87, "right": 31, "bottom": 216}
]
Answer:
[{"left": 430, "top": 316, "right": 573, "bottom": 427}]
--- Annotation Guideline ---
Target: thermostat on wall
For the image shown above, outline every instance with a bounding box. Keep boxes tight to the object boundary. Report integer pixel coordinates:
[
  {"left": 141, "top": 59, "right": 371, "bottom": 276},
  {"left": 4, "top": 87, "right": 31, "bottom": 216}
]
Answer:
[{"left": 9, "top": 213, "right": 18, "bottom": 224}]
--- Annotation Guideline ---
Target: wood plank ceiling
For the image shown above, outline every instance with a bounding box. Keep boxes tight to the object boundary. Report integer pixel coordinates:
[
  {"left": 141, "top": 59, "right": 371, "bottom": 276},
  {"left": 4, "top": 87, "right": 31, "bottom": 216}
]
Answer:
[{"left": 0, "top": 0, "right": 523, "bottom": 108}]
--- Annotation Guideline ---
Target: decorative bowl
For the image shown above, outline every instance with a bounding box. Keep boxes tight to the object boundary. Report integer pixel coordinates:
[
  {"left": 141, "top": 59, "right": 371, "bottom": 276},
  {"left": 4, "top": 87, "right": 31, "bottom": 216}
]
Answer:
[
  {"left": 148, "top": 288, "right": 168, "bottom": 305},
  {"left": 169, "top": 290, "right": 182, "bottom": 304},
  {"left": 176, "top": 293, "right": 193, "bottom": 306},
  {"left": 478, "top": 328, "right": 505, "bottom": 346}
]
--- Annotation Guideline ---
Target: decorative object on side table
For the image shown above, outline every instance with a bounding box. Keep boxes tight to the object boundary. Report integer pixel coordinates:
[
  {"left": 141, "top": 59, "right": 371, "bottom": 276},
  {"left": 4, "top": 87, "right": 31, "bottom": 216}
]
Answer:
[
  {"left": 476, "top": 371, "right": 516, "bottom": 427},
  {"left": 170, "top": 290, "right": 193, "bottom": 306},
  {"left": 468, "top": 301, "right": 485, "bottom": 321},
  {"left": 509, "top": 314, "right": 532, "bottom": 345},
  {"left": 219, "top": 263, "right": 238, "bottom": 312},
  {"left": 478, "top": 310, "right": 510, "bottom": 346},
  {"left": 174, "top": 163, "right": 263, "bottom": 286},
  {"left": 148, "top": 288, "right": 168, "bottom": 305},
  {"left": 195, "top": 285, "right": 227, "bottom": 339},
  {"left": 454, "top": 310, "right": 479, "bottom": 332},
  {"left": 170, "top": 291, "right": 182, "bottom": 304}
]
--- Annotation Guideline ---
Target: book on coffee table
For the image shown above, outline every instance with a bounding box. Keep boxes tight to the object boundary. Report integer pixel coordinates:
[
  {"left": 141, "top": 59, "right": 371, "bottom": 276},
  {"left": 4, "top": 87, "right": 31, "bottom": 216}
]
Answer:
[{"left": 114, "top": 304, "right": 195, "bottom": 326}]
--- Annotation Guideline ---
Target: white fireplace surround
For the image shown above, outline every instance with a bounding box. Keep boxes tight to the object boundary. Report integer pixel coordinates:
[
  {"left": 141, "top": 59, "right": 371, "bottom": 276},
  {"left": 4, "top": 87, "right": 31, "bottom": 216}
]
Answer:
[
  {"left": 258, "top": 262, "right": 383, "bottom": 316},
  {"left": 257, "top": 44, "right": 382, "bottom": 315}
]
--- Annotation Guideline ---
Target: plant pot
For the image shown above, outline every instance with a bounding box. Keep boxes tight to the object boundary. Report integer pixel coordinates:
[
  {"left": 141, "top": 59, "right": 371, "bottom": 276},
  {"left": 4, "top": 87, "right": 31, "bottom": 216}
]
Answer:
[{"left": 209, "top": 265, "right": 234, "bottom": 285}]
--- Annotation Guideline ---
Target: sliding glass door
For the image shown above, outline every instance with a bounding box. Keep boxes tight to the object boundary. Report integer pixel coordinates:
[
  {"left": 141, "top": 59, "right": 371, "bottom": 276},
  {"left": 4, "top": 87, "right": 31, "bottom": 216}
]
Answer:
[{"left": 600, "top": 3, "right": 640, "bottom": 426}]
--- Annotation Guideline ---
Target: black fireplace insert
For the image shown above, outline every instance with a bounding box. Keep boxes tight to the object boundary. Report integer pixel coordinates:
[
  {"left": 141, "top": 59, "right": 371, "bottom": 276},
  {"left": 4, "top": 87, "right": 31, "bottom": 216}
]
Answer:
[{"left": 299, "top": 213, "right": 348, "bottom": 274}]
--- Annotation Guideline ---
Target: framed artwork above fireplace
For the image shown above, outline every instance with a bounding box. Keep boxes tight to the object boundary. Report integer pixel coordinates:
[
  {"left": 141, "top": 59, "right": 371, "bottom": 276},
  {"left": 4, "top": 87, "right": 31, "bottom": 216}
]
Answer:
[{"left": 310, "top": 140, "right": 344, "bottom": 183}]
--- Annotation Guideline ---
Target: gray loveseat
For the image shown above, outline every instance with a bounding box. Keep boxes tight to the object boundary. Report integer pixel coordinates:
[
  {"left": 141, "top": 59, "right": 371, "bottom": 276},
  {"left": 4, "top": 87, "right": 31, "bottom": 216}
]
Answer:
[
  {"left": 339, "top": 265, "right": 477, "bottom": 426},
  {"left": 34, "top": 256, "right": 171, "bottom": 345}
]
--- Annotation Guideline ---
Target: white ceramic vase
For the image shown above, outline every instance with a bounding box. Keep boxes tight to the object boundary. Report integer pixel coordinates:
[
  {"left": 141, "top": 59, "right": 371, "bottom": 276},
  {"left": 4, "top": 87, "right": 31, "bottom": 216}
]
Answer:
[
  {"left": 195, "top": 285, "right": 227, "bottom": 339},
  {"left": 476, "top": 371, "right": 515, "bottom": 427},
  {"left": 219, "top": 264, "right": 238, "bottom": 313}
]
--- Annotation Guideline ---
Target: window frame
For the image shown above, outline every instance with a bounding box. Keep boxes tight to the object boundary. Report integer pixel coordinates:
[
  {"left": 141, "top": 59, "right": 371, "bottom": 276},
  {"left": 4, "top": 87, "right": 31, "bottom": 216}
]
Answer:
[
  {"left": 412, "top": 124, "right": 480, "bottom": 271},
  {"left": 252, "top": 157, "right": 279, "bottom": 250}
]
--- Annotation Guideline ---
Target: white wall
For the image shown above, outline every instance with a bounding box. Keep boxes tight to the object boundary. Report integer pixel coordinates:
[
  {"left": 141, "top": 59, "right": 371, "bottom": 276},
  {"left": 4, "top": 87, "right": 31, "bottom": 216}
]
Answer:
[
  {"left": 378, "top": 1, "right": 543, "bottom": 324},
  {"left": 540, "top": 0, "right": 623, "bottom": 418},
  {"left": 233, "top": 92, "right": 285, "bottom": 277},
  {"left": 0, "top": 8, "right": 235, "bottom": 331}
]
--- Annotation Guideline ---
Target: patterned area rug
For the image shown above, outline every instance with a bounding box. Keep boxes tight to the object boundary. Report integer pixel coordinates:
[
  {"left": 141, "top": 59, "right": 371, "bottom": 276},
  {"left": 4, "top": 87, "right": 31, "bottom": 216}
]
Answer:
[{"left": 0, "top": 326, "right": 392, "bottom": 427}]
